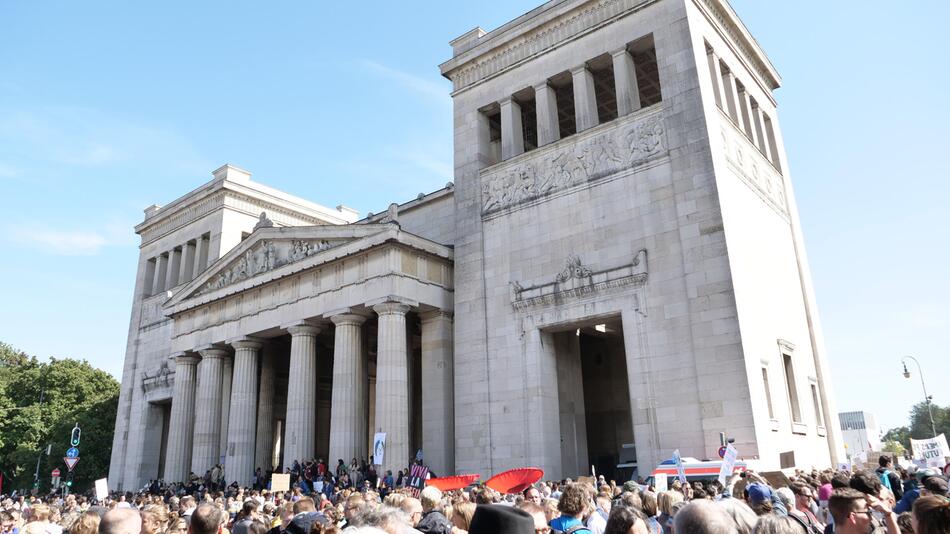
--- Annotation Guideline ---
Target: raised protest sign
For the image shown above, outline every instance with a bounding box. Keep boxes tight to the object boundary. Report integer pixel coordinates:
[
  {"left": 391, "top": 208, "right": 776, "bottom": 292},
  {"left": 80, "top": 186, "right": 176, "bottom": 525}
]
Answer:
[
  {"left": 672, "top": 449, "right": 686, "bottom": 484},
  {"left": 911, "top": 434, "right": 950, "bottom": 467},
  {"left": 373, "top": 433, "right": 387, "bottom": 466},
  {"left": 654, "top": 472, "right": 668, "bottom": 492},
  {"left": 94, "top": 478, "right": 109, "bottom": 501},
  {"left": 717, "top": 444, "right": 738, "bottom": 486},
  {"left": 271, "top": 473, "right": 290, "bottom": 492},
  {"left": 407, "top": 464, "right": 429, "bottom": 496}
]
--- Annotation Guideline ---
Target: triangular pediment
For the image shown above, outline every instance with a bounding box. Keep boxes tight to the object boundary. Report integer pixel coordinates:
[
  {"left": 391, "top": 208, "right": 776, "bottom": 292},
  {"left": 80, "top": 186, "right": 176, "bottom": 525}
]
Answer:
[{"left": 166, "top": 224, "right": 393, "bottom": 308}]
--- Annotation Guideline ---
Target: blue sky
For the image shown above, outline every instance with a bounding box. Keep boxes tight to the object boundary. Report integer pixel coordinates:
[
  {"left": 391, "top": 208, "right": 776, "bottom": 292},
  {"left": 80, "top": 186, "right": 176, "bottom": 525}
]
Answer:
[{"left": 0, "top": 1, "right": 947, "bottom": 433}]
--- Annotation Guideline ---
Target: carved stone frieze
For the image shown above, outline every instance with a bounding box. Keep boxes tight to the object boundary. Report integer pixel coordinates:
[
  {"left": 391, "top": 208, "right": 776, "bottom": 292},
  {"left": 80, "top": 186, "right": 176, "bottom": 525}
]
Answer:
[
  {"left": 719, "top": 122, "right": 787, "bottom": 218},
  {"left": 512, "top": 249, "right": 648, "bottom": 311},
  {"left": 197, "top": 238, "right": 337, "bottom": 295},
  {"left": 481, "top": 109, "right": 667, "bottom": 216}
]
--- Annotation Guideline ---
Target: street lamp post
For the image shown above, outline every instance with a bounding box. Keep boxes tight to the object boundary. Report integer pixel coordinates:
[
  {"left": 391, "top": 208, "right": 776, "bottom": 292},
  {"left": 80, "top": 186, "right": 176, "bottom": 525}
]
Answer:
[{"left": 902, "top": 356, "right": 937, "bottom": 438}]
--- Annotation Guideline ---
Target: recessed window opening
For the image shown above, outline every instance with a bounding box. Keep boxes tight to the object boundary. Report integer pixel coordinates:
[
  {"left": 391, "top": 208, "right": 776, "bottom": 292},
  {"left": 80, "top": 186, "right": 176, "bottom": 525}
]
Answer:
[
  {"left": 549, "top": 71, "right": 577, "bottom": 139},
  {"left": 735, "top": 81, "right": 755, "bottom": 139},
  {"left": 588, "top": 54, "right": 618, "bottom": 124},
  {"left": 783, "top": 353, "right": 802, "bottom": 423},
  {"left": 513, "top": 88, "right": 539, "bottom": 152},
  {"left": 480, "top": 104, "right": 502, "bottom": 165},
  {"left": 810, "top": 383, "right": 825, "bottom": 427},
  {"left": 762, "top": 367, "right": 774, "bottom": 419},
  {"left": 630, "top": 36, "right": 662, "bottom": 106}
]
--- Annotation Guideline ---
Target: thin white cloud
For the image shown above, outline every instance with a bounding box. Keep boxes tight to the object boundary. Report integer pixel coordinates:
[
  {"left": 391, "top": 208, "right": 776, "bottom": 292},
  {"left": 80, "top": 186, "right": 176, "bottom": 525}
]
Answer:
[
  {"left": 13, "top": 229, "right": 109, "bottom": 256},
  {"left": 360, "top": 60, "right": 450, "bottom": 101}
]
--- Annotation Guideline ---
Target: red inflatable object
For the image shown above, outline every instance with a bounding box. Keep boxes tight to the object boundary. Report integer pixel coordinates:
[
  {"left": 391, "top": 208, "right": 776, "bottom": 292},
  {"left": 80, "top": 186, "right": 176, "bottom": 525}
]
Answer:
[
  {"left": 484, "top": 467, "right": 544, "bottom": 494},
  {"left": 426, "top": 474, "right": 481, "bottom": 491}
]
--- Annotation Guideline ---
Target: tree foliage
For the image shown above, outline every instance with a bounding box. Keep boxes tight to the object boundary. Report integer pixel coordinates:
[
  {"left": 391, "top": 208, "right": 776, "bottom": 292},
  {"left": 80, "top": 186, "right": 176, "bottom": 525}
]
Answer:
[
  {"left": 882, "top": 402, "right": 950, "bottom": 455},
  {"left": 0, "top": 342, "right": 118, "bottom": 494}
]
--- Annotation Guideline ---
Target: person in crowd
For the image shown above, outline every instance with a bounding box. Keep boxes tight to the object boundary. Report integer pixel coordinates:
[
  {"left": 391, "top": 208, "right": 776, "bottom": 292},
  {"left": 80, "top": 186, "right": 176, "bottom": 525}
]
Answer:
[
  {"left": 67, "top": 511, "right": 100, "bottom": 534},
  {"left": 345, "top": 506, "right": 409, "bottom": 534},
  {"left": 188, "top": 505, "right": 222, "bottom": 534},
  {"left": 416, "top": 487, "right": 452, "bottom": 534},
  {"left": 876, "top": 458, "right": 904, "bottom": 502},
  {"left": 549, "top": 484, "right": 592, "bottom": 534},
  {"left": 468, "top": 505, "right": 534, "bottom": 534},
  {"left": 604, "top": 507, "right": 648, "bottom": 534},
  {"left": 231, "top": 501, "right": 259, "bottom": 534},
  {"left": 717, "top": 499, "right": 758, "bottom": 534},
  {"left": 451, "top": 502, "right": 476, "bottom": 533},
  {"left": 100, "top": 509, "right": 143, "bottom": 534},
  {"left": 827, "top": 488, "right": 897, "bottom": 534},
  {"left": 398, "top": 498, "right": 423, "bottom": 528},
  {"left": 911, "top": 495, "right": 950, "bottom": 534},
  {"left": 587, "top": 494, "right": 611, "bottom": 534},
  {"left": 672, "top": 500, "right": 738, "bottom": 534},
  {"left": 515, "top": 502, "right": 551, "bottom": 534},
  {"left": 789, "top": 482, "right": 824, "bottom": 533},
  {"left": 524, "top": 488, "right": 543, "bottom": 507}
]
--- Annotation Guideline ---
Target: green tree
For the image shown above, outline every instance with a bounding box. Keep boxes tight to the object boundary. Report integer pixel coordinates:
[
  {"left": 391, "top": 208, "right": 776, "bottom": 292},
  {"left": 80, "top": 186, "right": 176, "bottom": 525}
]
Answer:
[
  {"left": 907, "top": 401, "right": 950, "bottom": 441},
  {"left": 0, "top": 344, "right": 118, "bottom": 494},
  {"left": 882, "top": 426, "right": 911, "bottom": 448}
]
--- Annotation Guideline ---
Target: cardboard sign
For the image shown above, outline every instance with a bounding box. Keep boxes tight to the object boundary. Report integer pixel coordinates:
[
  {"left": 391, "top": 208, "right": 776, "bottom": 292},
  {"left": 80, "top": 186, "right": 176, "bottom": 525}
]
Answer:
[
  {"left": 654, "top": 472, "right": 668, "bottom": 492},
  {"left": 373, "top": 433, "right": 387, "bottom": 466},
  {"left": 911, "top": 434, "right": 950, "bottom": 467},
  {"left": 672, "top": 449, "right": 687, "bottom": 484},
  {"left": 407, "top": 464, "right": 429, "bottom": 496},
  {"left": 94, "top": 478, "right": 109, "bottom": 501},
  {"left": 271, "top": 473, "right": 290, "bottom": 492},
  {"left": 717, "top": 444, "right": 738, "bottom": 486}
]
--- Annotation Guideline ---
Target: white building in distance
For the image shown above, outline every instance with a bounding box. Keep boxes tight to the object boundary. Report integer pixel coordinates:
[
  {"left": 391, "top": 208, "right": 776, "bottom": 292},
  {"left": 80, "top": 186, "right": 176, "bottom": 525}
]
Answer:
[
  {"left": 839, "top": 411, "right": 882, "bottom": 456},
  {"left": 109, "top": 0, "right": 844, "bottom": 490}
]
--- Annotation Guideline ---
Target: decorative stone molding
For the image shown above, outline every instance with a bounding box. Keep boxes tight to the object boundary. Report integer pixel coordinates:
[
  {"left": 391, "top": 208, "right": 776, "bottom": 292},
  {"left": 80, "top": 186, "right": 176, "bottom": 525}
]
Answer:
[
  {"left": 252, "top": 211, "right": 274, "bottom": 231},
  {"left": 444, "top": 0, "right": 657, "bottom": 93},
  {"left": 511, "top": 249, "right": 647, "bottom": 310},
  {"left": 141, "top": 360, "right": 174, "bottom": 393},
  {"left": 197, "top": 238, "right": 338, "bottom": 295},
  {"left": 720, "top": 120, "right": 787, "bottom": 219},
  {"left": 481, "top": 108, "right": 666, "bottom": 217},
  {"left": 693, "top": 0, "right": 781, "bottom": 92}
]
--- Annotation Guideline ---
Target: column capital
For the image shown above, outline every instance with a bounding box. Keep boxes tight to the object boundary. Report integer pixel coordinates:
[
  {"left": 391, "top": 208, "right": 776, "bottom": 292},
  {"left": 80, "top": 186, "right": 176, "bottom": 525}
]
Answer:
[
  {"left": 330, "top": 313, "right": 369, "bottom": 327},
  {"left": 498, "top": 96, "right": 515, "bottom": 106},
  {"left": 610, "top": 47, "right": 629, "bottom": 58},
  {"left": 197, "top": 346, "right": 229, "bottom": 359},
  {"left": 230, "top": 337, "right": 265, "bottom": 350},
  {"left": 571, "top": 65, "right": 590, "bottom": 76},
  {"left": 532, "top": 81, "right": 551, "bottom": 92},
  {"left": 285, "top": 321, "right": 321, "bottom": 337},
  {"left": 373, "top": 302, "right": 411, "bottom": 317},
  {"left": 419, "top": 309, "right": 454, "bottom": 323},
  {"left": 173, "top": 353, "right": 201, "bottom": 366}
]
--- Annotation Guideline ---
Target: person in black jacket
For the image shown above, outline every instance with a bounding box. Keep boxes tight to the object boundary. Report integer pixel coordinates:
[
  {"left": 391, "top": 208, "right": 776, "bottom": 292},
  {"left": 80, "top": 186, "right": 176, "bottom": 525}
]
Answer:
[{"left": 876, "top": 456, "right": 904, "bottom": 501}]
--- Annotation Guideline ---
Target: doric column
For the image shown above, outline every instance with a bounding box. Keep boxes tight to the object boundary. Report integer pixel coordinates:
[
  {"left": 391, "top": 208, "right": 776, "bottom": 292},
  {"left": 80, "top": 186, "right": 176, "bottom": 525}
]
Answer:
[
  {"left": 166, "top": 247, "right": 182, "bottom": 289},
  {"left": 226, "top": 338, "right": 263, "bottom": 487},
  {"left": 328, "top": 312, "right": 368, "bottom": 464},
  {"left": 499, "top": 97, "right": 524, "bottom": 160},
  {"left": 254, "top": 350, "right": 276, "bottom": 472},
  {"left": 163, "top": 353, "right": 199, "bottom": 483},
  {"left": 571, "top": 66, "right": 599, "bottom": 132},
  {"left": 180, "top": 241, "right": 196, "bottom": 284},
  {"left": 611, "top": 48, "right": 641, "bottom": 116},
  {"left": 153, "top": 254, "right": 168, "bottom": 294},
  {"left": 751, "top": 104, "right": 769, "bottom": 157},
  {"left": 706, "top": 49, "right": 727, "bottom": 110},
  {"left": 193, "top": 236, "right": 208, "bottom": 276},
  {"left": 284, "top": 322, "right": 321, "bottom": 469},
  {"left": 373, "top": 302, "right": 411, "bottom": 475},
  {"left": 534, "top": 82, "right": 560, "bottom": 146},
  {"left": 219, "top": 355, "right": 234, "bottom": 460},
  {"left": 420, "top": 311, "right": 454, "bottom": 477},
  {"left": 191, "top": 347, "right": 227, "bottom": 475}
]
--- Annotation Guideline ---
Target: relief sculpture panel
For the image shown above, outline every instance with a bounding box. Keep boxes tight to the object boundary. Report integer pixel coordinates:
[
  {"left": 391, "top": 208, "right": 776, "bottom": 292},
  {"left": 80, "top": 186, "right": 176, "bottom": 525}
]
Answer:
[{"left": 480, "top": 108, "right": 667, "bottom": 216}]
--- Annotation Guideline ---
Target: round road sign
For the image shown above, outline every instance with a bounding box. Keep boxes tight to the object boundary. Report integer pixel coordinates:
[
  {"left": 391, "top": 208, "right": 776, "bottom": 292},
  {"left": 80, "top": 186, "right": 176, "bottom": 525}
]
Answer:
[{"left": 718, "top": 446, "right": 727, "bottom": 459}]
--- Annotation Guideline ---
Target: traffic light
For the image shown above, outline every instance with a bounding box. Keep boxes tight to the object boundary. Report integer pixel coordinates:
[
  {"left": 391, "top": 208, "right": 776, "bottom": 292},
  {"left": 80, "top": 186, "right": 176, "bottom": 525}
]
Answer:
[{"left": 70, "top": 425, "right": 81, "bottom": 447}]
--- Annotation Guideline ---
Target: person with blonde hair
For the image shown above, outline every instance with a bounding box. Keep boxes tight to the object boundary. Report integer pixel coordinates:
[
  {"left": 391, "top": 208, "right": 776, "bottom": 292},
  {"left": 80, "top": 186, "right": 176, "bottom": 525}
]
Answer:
[
  {"left": 69, "top": 512, "right": 101, "bottom": 534},
  {"left": 450, "top": 502, "right": 476, "bottom": 532}
]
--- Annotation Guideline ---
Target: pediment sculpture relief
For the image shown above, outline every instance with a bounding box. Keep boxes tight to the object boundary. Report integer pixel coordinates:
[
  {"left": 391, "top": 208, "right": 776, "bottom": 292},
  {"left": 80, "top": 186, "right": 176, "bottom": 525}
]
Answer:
[{"left": 196, "top": 238, "right": 336, "bottom": 296}]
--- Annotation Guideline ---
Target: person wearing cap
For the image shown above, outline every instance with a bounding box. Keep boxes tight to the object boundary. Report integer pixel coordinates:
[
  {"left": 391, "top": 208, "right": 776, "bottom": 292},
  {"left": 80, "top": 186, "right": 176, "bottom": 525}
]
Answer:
[
  {"left": 744, "top": 482, "right": 788, "bottom": 517},
  {"left": 920, "top": 476, "right": 949, "bottom": 498},
  {"left": 469, "top": 505, "right": 535, "bottom": 534}
]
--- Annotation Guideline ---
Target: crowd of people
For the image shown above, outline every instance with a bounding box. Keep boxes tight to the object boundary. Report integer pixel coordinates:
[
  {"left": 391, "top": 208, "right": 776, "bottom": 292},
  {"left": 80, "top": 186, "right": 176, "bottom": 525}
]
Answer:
[{"left": 2, "top": 455, "right": 948, "bottom": 534}]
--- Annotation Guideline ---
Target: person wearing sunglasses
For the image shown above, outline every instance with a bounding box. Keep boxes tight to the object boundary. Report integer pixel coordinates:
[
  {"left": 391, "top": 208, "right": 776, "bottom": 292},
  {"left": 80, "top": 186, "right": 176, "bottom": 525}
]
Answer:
[{"left": 828, "top": 488, "right": 899, "bottom": 534}]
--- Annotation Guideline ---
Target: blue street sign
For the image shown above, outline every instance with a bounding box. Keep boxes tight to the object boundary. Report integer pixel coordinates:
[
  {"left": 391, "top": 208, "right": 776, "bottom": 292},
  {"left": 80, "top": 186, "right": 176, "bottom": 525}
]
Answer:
[{"left": 66, "top": 447, "right": 79, "bottom": 459}]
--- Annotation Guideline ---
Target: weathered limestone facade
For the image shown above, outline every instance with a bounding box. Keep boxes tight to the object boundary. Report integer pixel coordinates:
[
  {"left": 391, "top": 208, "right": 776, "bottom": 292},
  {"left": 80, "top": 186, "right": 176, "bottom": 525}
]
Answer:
[{"left": 110, "top": 0, "right": 843, "bottom": 490}]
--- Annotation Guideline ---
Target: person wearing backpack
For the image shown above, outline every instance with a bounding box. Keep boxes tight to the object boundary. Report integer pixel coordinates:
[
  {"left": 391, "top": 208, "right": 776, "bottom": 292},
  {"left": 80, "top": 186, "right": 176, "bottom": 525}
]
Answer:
[
  {"left": 549, "top": 483, "right": 593, "bottom": 534},
  {"left": 876, "top": 456, "right": 904, "bottom": 501}
]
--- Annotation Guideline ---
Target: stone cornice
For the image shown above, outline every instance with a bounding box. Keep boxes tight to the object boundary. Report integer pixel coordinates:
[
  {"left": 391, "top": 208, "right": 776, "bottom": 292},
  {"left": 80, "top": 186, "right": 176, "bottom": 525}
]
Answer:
[
  {"left": 440, "top": 0, "right": 659, "bottom": 93},
  {"left": 136, "top": 176, "right": 356, "bottom": 247},
  {"left": 691, "top": 0, "right": 781, "bottom": 94}
]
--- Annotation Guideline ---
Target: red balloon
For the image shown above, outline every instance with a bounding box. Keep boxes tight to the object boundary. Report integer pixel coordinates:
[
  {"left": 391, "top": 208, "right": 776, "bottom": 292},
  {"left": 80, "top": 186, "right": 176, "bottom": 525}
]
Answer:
[
  {"left": 426, "top": 474, "right": 481, "bottom": 491},
  {"left": 484, "top": 467, "right": 544, "bottom": 494}
]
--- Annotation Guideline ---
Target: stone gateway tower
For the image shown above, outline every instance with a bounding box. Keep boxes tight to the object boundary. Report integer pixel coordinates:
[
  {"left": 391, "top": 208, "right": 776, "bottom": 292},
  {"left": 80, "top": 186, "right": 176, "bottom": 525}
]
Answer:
[
  {"left": 109, "top": 0, "right": 842, "bottom": 490},
  {"left": 438, "top": 0, "right": 842, "bottom": 478}
]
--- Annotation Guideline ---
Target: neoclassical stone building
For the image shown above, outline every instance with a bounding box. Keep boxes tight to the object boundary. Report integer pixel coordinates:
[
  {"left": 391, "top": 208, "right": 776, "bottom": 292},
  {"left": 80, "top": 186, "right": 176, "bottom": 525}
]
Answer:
[{"left": 110, "top": 0, "right": 844, "bottom": 490}]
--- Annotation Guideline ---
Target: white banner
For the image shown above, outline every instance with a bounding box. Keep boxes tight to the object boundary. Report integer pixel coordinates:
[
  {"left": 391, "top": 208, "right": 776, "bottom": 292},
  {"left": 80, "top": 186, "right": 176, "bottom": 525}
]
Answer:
[
  {"left": 717, "top": 444, "right": 738, "bottom": 486},
  {"left": 911, "top": 434, "right": 950, "bottom": 467},
  {"left": 373, "top": 432, "right": 387, "bottom": 466},
  {"left": 94, "top": 478, "right": 109, "bottom": 501},
  {"left": 654, "top": 472, "right": 668, "bottom": 492},
  {"left": 672, "top": 449, "right": 687, "bottom": 484}
]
